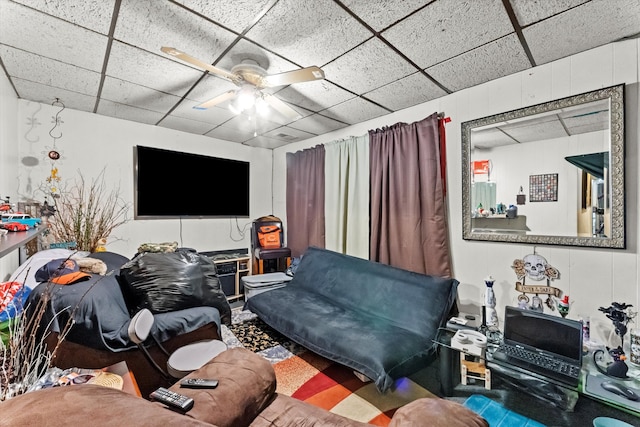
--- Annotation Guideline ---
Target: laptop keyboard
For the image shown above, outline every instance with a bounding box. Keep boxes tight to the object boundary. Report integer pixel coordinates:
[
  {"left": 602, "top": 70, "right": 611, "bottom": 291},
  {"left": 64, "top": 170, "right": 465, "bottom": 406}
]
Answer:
[{"left": 496, "top": 343, "right": 581, "bottom": 379}]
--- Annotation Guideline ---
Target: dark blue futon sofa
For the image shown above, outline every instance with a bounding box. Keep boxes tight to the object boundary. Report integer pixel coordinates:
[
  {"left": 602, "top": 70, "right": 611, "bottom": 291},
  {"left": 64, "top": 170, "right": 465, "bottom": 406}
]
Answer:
[{"left": 246, "top": 246, "right": 459, "bottom": 392}]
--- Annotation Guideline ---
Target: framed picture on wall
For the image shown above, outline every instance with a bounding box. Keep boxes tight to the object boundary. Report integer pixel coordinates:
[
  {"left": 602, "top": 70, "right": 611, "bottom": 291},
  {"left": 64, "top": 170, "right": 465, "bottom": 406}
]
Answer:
[{"left": 529, "top": 173, "right": 558, "bottom": 202}]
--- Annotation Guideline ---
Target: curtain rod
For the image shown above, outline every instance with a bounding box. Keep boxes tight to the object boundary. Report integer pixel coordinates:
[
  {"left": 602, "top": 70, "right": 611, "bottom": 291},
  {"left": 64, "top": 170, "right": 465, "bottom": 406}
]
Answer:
[{"left": 438, "top": 112, "right": 451, "bottom": 123}]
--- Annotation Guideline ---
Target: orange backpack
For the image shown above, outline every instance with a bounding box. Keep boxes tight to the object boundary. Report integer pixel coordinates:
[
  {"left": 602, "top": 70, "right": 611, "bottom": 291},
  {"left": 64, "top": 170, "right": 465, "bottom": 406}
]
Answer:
[{"left": 258, "top": 224, "right": 282, "bottom": 248}]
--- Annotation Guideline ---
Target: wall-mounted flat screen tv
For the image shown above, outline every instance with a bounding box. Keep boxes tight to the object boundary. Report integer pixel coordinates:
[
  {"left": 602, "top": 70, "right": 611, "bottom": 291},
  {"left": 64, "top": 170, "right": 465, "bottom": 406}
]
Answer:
[{"left": 134, "top": 145, "right": 250, "bottom": 218}]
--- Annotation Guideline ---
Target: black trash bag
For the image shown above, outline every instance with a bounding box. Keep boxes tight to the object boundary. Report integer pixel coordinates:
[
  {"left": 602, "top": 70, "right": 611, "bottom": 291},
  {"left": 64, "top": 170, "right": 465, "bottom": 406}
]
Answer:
[{"left": 118, "top": 249, "right": 231, "bottom": 325}]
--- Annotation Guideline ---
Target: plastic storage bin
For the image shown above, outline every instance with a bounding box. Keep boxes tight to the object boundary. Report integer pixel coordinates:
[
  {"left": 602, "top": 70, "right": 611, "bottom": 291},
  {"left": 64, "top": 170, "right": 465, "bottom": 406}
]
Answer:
[{"left": 242, "top": 272, "right": 292, "bottom": 301}]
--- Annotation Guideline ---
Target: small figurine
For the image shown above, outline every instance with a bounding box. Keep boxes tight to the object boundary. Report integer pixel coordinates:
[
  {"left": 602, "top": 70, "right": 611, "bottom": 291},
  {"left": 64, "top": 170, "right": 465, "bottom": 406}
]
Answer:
[
  {"left": 530, "top": 295, "right": 544, "bottom": 313},
  {"left": 483, "top": 276, "right": 498, "bottom": 328},
  {"left": 594, "top": 302, "right": 637, "bottom": 379},
  {"left": 557, "top": 295, "right": 570, "bottom": 318}
]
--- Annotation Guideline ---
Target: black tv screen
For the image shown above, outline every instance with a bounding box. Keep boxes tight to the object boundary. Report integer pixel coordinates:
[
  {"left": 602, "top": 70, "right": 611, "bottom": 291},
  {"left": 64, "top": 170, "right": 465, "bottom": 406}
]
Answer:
[{"left": 135, "top": 145, "right": 249, "bottom": 218}]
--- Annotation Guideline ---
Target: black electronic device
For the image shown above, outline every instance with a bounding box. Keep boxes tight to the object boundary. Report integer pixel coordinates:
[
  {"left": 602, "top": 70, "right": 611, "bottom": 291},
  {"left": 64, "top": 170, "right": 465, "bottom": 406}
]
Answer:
[
  {"left": 447, "top": 313, "right": 481, "bottom": 331},
  {"left": 489, "top": 306, "right": 583, "bottom": 388},
  {"left": 180, "top": 378, "right": 219, "bottom": 389},
  {"left": 149, "top": 387, "right": 195, "bottom": 412},
  {"left": 215, "top": 261, "right": 237, "bottom": 275},
  {"left": 601, "top": 381, "right": 640, "bottom": 401},
  {"left": 134, "top": 145, "right": 250, "bottom": 218}
]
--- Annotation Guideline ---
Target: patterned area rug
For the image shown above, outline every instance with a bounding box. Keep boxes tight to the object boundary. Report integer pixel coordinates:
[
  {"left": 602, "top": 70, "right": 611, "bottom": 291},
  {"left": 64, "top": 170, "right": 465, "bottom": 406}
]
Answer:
[
  {"left": 226, "top": 317, "right": 292, "bottom": 353},
  {"left": 273, "top": 351, "right": 437, "bottom": 426},
  {"left": 222, "top": 309, "right": 437, "bottom": 426}
]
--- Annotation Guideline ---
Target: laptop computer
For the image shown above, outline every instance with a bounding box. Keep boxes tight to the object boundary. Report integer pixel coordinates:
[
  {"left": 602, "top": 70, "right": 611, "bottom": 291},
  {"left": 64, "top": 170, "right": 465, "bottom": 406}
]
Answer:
[{"left": 489, "top": 306, "right": 583, "bottom": 388}]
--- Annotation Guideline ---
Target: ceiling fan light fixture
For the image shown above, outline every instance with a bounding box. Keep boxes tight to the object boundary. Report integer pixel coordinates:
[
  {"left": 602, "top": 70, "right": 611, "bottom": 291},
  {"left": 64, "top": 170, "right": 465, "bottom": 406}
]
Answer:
[
  {"left": 238, "top": 93, "right": 255, "bottom": 110},
  {"left": 228, "top": 98, "right": 242, "bottom": 115},
  {"left": 255, "top": 97, "right": 269, "bottom": 117}
]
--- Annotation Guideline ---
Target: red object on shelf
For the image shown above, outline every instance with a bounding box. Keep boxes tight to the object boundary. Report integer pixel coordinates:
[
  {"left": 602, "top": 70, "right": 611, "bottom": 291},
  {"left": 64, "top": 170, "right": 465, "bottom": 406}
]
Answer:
[{"left": 472, "top": 160, "right": 490, "bottom": 174}]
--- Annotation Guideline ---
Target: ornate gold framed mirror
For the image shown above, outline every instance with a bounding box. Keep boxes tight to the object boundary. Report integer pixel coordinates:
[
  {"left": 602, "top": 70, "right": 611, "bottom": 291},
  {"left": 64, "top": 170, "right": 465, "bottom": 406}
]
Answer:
[{"left": 461, "top": 84, "right": 625, "bottom": 248}]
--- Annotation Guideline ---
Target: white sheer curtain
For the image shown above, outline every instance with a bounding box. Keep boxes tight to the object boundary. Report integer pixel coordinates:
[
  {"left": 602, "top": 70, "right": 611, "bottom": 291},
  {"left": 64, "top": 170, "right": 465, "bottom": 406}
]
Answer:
[{"left": 324, "top": 135, "right": 369, "bottom": 258}]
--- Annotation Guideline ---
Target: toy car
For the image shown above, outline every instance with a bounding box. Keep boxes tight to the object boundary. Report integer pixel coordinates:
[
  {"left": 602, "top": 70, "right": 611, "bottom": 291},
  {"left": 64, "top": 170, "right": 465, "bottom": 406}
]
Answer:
[
  {"left": 1, "top": 222, "right": 29, "bottom": 232},
  {"left": 0, "top": 213, "right": 42, "bottom": 229}
]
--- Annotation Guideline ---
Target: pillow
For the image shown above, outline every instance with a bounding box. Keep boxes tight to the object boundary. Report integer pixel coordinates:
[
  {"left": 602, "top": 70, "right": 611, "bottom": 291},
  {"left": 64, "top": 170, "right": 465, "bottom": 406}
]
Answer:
[{"left": 172, "top": 347, "right": 276, "bottom": 427}]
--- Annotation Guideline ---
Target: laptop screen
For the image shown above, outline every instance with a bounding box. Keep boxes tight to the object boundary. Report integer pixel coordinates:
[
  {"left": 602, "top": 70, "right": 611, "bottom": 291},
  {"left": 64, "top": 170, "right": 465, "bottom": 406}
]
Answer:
[{"left": 503, "top": 306, "right": 583, "bottom": 362}]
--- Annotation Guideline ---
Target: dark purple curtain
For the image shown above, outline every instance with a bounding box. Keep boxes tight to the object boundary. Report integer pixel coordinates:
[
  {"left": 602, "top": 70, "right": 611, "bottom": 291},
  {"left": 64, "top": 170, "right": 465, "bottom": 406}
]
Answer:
[
  {"left": 286, "top": 145, "right": 326, "bottom": 258},
  {"left": 369, "top": 113, "right": 452, "bottom": 278}
]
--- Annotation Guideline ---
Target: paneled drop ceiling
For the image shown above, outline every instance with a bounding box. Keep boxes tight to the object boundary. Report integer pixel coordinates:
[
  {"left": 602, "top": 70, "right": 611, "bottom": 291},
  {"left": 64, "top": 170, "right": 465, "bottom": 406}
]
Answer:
[{"left": 1, "top": 0, "right": 639, "bottom": 149}]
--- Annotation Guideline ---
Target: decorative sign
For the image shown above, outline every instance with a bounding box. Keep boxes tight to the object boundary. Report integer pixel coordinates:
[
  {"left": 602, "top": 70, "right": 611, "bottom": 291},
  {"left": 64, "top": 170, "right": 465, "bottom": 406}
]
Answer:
[
  {"left": 529, "top": 173, "right": 558, "bottom": 202},
  {"left": 515, "top": 282, "right": 562, "bottom": 298}
]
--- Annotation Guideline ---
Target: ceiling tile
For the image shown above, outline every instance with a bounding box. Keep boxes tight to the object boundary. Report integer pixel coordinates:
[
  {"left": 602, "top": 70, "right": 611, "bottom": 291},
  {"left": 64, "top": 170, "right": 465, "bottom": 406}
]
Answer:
[
  {"left": 287, "top": 112, "right": 348, "bottom": 135},
  {"left": 13, "top": 78, "right": 97, "bottom": 113},
  {"left": 244, "top": 134, "right": 292, "bottom": 149},
  {"left": 501, "top": 116, "right": 567, "bottom": 143},
  {"left": 340, "top": 0, "right": 432, "bottom": 32},
  {"left": 157, "top": 115, "right": 215, "bottom": 134},
  {"left": 1, "top": 0, "right": 633, "bottom": 149},
  {"left": 471, "top": 128, "right": 517, "bottom": 149},
  {"left": 97, "top": 99, "right": 165, "bottom": 125},
  {"left": 0, "top": 1, "right": 108, "bottom": 72},
  {"left": 175, "top": 0, "right": 274, "bottom": 33},
  {"left": 114, "top": 0, "right": 238, "bottom": 64},
  {"left": 170, "top": 99, "right": 236, "bottom": 125},
  {"left": 0, "top": 45, "right": 101, "bottom": 96},
  {"left": 205, "top": 124, "right": 253, "bottom": 143},
  {"left": 216, "top": 38, "right": 302, "bottom": 75},
  {"left": 510, "top": 0, "right": 589, "bottom": 26},
  {"left": 382, "top": 0, "right": 513, "bottom": 69},
  {"left": 262, "top": 125, "right": 316, "bottom": 143},
  {"left": 106, "top": 41, "right": 203, "bottom": 95},
  {"left": 364, "top": 72, "right": 448, "bottom": 111},
  {"left": 185, "top": 73, "right": 237, "bottom": 104},
  {"left": 523, "top": 0, "right": 640, "bottom": 65},
  {"left": 224, "top": 114, "right": 281, "bottom": 134},
  {"left": 11, "top": 0, "right": 116, "bottom": 34},
  {"left": 101, "top": 76, "right": 182, "bottom": 113},
  {"left": 320, "top": 97, "right": 390, "bottom": 125},
  {"left": 321, "top": 38, "right": 416, "bottom": 95},
  {"left": 426, "top": 34, "right": 530, "bottom": 92},
  {"left": 245, "top": 0, "right": 371, "bottom": 68},
  {"left": 276, "top": 80, "right": 355, "bottom": 112}
]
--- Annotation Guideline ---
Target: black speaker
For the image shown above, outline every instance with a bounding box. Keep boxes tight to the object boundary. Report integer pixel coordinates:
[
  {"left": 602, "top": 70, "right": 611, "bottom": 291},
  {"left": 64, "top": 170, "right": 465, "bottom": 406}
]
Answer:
[{"left": 219, "top": 273, "right": 235, "bottom": 297}]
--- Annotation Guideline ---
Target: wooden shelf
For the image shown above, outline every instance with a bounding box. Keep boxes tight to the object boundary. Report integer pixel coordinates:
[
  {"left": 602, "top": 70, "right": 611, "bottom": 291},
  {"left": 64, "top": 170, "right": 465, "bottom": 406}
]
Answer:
[{"left": 211, "top": 255, "right": 251, "bottom": 301}]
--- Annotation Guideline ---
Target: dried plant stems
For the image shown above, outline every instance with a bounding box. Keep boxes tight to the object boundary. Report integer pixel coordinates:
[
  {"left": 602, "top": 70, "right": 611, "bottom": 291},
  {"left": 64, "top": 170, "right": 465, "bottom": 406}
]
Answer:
[
  {"left": 0, "top": 258, "right": 108, "bottom": 400},
  {"left": 47, "top": 169, "right": 129, "bottom": 252}
]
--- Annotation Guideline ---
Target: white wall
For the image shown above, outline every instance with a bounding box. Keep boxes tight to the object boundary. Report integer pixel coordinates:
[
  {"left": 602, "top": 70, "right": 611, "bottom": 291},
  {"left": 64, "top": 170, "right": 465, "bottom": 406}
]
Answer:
[
  {"left": 0, "top": 67, "right": 20, "bottom": 279},
  {"left": 1, "top": 93, "right": 274, "bottom": 279},
  {"left": 273, "top": 39, "right": 640, "bottom": 348}
]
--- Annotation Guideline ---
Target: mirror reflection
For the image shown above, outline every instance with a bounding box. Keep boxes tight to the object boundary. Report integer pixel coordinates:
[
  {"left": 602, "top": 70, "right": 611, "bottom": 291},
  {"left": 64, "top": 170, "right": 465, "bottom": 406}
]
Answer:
[{"left": 461, "top": 84, "right": 625, "bottom": 248}]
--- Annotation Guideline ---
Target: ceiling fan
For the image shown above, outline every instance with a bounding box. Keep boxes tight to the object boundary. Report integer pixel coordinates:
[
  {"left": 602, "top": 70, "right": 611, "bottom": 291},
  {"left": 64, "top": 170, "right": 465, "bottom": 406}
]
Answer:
[{"left": 161, "top": 47, "right": 325, "bottom": 120}]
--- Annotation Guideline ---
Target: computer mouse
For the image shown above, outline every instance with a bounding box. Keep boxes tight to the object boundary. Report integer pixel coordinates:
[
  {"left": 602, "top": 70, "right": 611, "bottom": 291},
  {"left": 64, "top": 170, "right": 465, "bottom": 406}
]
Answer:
[{"left": 600, "top": 380, "right": 640, "bottom": 401}]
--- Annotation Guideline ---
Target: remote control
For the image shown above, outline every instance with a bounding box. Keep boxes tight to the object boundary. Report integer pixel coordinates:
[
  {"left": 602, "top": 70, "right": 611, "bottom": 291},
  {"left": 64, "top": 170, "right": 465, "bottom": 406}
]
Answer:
[
  {"left": 180, "top": 378, "right": 219, "bottom": 389},
  {"left": 149, "top": 387, "right": 194, "bottom": 412}
]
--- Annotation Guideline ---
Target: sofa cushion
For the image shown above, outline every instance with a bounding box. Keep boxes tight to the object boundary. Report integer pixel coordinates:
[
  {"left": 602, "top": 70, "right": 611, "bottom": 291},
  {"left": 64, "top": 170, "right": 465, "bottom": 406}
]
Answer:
[
  {"left": 389, "top": 398, "right": 489, "bottom": 427},
  {"left": 288, "top": 247, "right": 458, "bottom": 336},
  {"left": 0, "top": 385, "right": 213, "bottom": 427},
  {"left": 251, "top": 394, "right": 372, "bottom": 427},
  {"left": 172, "top": 347, "right": 276, "bottom": 427},
  {"left": 247, "top": 246, "right": 459, "bottom": 391}
]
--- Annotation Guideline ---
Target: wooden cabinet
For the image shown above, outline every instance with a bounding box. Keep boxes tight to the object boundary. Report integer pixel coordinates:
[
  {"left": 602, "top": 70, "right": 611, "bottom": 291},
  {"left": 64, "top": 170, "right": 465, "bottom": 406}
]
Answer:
[{"left": 212, "top": 256, "right": 251, "bottom": 301}]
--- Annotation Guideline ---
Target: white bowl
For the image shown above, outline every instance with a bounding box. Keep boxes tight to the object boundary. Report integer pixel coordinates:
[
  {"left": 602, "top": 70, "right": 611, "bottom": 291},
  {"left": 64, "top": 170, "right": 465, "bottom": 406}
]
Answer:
[{"left": 592, "top": 417, "right": 634, "bottom": 427}]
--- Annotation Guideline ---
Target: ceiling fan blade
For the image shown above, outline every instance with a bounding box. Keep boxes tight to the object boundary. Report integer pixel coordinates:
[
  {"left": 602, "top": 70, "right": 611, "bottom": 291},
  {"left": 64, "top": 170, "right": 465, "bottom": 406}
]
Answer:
[
  {"left": 195, "top": 90, "right": 237, "bottom": 110},
  {"left": 161, "top": 47, "right": 240, "bottom": 83},
  {"left": 261, "top": 66, "right": 325, "bottom": 87},
  {"left": 263, "top": 94, "right": 302, "bottom": 120}
]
